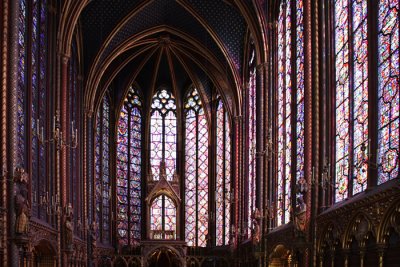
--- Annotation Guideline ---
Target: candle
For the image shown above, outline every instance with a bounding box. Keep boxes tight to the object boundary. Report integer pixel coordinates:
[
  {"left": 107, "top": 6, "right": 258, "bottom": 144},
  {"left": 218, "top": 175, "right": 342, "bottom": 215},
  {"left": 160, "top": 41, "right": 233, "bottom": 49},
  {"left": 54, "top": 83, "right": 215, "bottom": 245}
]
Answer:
[
  {"left": 312, "top": 166, "right": 315, "bottom": 184},
  {"left": 37, "top": 119, "right": 40, "bottom": 136}
]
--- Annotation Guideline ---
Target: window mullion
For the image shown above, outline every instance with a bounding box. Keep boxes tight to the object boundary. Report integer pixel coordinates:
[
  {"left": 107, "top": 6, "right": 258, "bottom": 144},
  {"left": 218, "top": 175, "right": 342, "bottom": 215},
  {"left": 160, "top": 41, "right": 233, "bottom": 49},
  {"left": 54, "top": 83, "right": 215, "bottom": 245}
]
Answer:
[
  {"left": 100, "top": 107, "right": 104, "bottom": 242},
  {"left": 195, "top": 112, "right": 199, "bottom": 246},
  {"left": 127, "top": 106, "right": 131, "bottom": 246},
  {"left": 162, "top": 195, "right": 165, "bottom": 238},
  {"left": 348, "top": 0, "right": 355, "bottom": 197},
  {"left": 162, "top": 114, "right": 165, "bottom": 162}
]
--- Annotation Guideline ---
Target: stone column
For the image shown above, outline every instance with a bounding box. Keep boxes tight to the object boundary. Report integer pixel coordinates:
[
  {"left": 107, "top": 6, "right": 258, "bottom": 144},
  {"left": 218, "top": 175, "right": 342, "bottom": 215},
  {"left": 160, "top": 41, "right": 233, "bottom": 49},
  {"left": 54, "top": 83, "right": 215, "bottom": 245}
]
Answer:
[
  {"left": 1, "top": 0, "right": 9, "bottom": 264},
  {"left": 360, "top": 248, "right": 365, "bottom": 267},
  {"left": 303, "top": 0, "right": 313, "bottom": 265},
  {"left": 255, "top": 63, "right": 265, "bottom": 212},
  {"left": 232, "top": 115, "right": 242, "bottom": 246},
  {"left": 311, "top": 0, "right": 320, "bottom": 265},
  {"left": 330, "top": 250, "right": 335, "bottom": 267},
  {"left": 343, "top": 249, "right": 350, "bottom": 267},
  {"left": 60, "top": 53, "right": 70, "bottom": 267},
  {"left": 85, "top": 111, "right": 94, "bottom": 267},
  {"left": 7, "top": 0, "right": 20, "bottom": 265}
]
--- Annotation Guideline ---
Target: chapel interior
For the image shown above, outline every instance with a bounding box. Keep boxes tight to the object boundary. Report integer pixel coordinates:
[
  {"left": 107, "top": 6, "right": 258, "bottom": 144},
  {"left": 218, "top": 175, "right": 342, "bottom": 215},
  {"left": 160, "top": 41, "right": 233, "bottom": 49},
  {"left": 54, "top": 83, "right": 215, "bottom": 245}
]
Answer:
[{"left": 0, "top": 0, "right": 399, "bottom": 266}]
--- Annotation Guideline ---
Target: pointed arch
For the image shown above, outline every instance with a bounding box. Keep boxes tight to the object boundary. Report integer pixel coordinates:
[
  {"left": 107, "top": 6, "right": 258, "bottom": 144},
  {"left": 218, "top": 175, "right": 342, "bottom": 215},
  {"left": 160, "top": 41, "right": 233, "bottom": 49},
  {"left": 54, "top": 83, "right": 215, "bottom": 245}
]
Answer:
[
  {"left": 215, "top": 96, "right": 231, "bottom": 246},
  {"left": 150, "top": 88, "right": 177, "bottom": 181},
  {"left": 95, "top": 92, "right": 112, "bottom": 244},
  {"left": 150, "top": 194, "right": 177, "bottom": 240},
  {"left": 116, "top": 85, "right": 143, "bottom": 247},
  {"left": 247, "top": 42, "right": 257, "bottom": 235},
  {"left": 184, "top": 86, "right": 209, "bottom": 247}
]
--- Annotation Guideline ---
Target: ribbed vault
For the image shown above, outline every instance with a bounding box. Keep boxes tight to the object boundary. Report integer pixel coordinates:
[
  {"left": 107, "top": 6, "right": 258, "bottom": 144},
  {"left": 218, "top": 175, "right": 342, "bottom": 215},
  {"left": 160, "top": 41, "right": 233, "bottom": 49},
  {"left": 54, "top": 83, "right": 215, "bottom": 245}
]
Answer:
[{"left": 78, "top": 0, "right": 254, "bottom": 115}]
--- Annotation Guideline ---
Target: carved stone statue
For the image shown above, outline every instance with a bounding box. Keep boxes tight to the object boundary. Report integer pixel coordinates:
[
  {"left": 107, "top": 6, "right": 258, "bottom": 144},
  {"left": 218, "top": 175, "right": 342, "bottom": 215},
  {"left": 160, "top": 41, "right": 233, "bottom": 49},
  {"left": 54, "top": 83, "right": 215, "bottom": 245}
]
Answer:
[
  {"left": 14, "top": 168, "right": 30, "bottom": 235},
  {"left": 251, "top": 208, "right": 261, "bottom": 245},
  {"left": 296, "top": 177, "right": 308, "bottom": 194},
  {"left": 64, "top": 204, "right": 74, "bottom": 249},
  {"left": 160, "top": 161, "right": 167, "bottom": 178},
  {"left": 294, "top": 195, "right": 307, "bottom": 233}
]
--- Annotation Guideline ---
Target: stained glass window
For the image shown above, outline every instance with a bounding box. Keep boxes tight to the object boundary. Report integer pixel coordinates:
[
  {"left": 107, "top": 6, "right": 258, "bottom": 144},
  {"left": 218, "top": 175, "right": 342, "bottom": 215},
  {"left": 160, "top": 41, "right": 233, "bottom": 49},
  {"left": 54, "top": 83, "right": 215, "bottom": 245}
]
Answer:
[
  {"left": 377, "top": 0, "right": 399, "bottom": 184},
  {"left": 150, "top": 89, "right": 177, "bottom": 180},
  {"left": 150, "top": 195, "right": 176, "bottom": 240},
  {"left": 18, "top": 0, "right": 48, "bottom": 220},
  {"left": 274, "top": 0, "right": 305, "bottom": 225},
  {"left": 117, "top": 86, "right": 142, "bottom": 247},
  {"left": 276, "top": 0, "right": 292, "bottom": 226},
  {"left": 95, "top": 95, "right": 111, "bottom": 243},
  {"left": 185, "top": 87, "right": 209, "bottom": 247},
  {"left": 216, "top": 98, "right": 231, "bottom": 246},
  {"left": 334, "top": 0, "right": 369, "bottom": 202},
  {"left": 17, "top": 0, "right": 27, "bottom": 169},
  {"left": 248, "top": 47, "right": 256, "bottom": 236},
  {"left": 296, "top": 0, "right": 305, "bottom": 189}
]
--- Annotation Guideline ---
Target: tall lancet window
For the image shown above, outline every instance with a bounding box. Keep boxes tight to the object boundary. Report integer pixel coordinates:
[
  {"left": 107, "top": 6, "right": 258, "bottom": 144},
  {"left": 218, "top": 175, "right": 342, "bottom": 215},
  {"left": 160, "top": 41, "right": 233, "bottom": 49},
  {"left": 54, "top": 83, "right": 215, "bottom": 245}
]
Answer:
[
  {"left": 18, "top": 0, "right": 49, "bottom": 220},
  {"left": 334, "top": 0, "right": 369, "bottom": 202},
  {"left": 377, "top": 0, "right": 399, "bottom": 184},
  {"left": 150, "top": 89, "right": 177, "bottom": 180},
  {"left": 276, "top": 0, "right": 292, "bottom": 226},
  {"left": 117, "top": 86, "right": 142, "bottom": 247},
  {"left": 295, "top": 0, "right": 305, "bottom": 194},
  {"left": 17, "top": 0, "right": 28, "bottom": 169},
  {"left": 215, "top": 98, "right": 231, "bottom": 246},
  {"left": 248, "top": 46, "right": 257, "bottom": 235},
  {"left": 274, "top": 0, "right": 305, "bottom": 226},
  {"left": 185, "top": 87, "right": 209, "bottom": 247},
  {"left": 95, "top": 94, "right": 111, "bottom": 243}
]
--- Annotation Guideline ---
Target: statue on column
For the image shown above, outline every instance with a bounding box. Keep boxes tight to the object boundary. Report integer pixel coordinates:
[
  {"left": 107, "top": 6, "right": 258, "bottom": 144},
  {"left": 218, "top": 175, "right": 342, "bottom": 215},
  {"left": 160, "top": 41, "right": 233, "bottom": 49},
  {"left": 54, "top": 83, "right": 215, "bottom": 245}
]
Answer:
[
  {"left": 14, "top": 168, "right": 30, "bottom": 235},
  {"left": 294, "top": 177, "right": 307, "bottom": 234},
  {"left": 64, "top": 203, "right": 74, "bottom": 250},
  {"left": 251, "top": 208, "right": 261, "bottom": 245}
]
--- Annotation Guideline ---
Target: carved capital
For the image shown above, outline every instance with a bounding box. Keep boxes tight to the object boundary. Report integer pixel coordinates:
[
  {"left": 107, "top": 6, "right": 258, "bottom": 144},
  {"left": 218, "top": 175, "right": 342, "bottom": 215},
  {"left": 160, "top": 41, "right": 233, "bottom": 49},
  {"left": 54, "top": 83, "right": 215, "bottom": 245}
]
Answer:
[
  {"left": 85, "top": 109, "right": 94, "bottom": 118},
  {"left": 256, "top": 62, "right": 267, "bottom": 71},
  {"left": 58, "top": 53, "right": 70, "bottom": 65},
  {"left": 233, "top": 115, "right": 243, "bottom": 122}
]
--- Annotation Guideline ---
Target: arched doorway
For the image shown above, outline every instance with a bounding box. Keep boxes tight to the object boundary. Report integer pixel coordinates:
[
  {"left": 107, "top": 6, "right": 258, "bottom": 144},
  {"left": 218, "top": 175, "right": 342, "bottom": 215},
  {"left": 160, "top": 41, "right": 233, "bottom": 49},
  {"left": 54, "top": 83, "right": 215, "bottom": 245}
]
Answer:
[
  {"left": 147, "top": 247, "right": 181, "bottom": 267},
  {"left": 269, "top": 244, "right": 291, "bottom": 267},
  {"left": 32, "top": 240, "right": 56, "bottom": 267}
]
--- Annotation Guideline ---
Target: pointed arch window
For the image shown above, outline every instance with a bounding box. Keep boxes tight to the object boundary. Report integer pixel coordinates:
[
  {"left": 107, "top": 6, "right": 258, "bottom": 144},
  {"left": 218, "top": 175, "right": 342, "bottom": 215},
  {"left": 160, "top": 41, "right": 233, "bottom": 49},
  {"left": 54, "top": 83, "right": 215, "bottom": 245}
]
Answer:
[
  {"left": 248, "top": 46, "right": 257, "bottom": 235},
  {"left": 150, "top": 89, "right": 177, "bottom": 180},
  {"left": 184, "top": 87, "right": 209, "bottom": 247},
  {"left": 95, "top": 95, "right": 111, "bottom": 243},
  {"left": 377, "top": 0, "right": 399, "bottom": 184},
  {"left": 274, "top": 0, "right": 305, "bottom": 226},
  {"left": 216, "top": 98, "right": 231, "bottom": 246},
  {"left": 17, "top": 0, "right": 49, "bottom": 220},
  {"left": 150, "top": 195, "right": 176, "bottom": 240},
  {"left": 116, "top": 86, "right": 142, "bottom": 247},
  {"left": 333, "top": 0, "right": 369, "bottom": 202},
  {"left": 276, "top": 0, "right": 292, "bottom": 226}
]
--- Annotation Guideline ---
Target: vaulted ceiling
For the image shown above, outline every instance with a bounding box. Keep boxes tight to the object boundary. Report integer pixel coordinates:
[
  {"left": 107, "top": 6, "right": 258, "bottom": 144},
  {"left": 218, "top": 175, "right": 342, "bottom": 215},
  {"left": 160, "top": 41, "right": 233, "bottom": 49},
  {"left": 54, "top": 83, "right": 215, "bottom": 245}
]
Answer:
[{"left": 78, "top": 0, "right": 258, "bottom": 114}]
